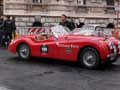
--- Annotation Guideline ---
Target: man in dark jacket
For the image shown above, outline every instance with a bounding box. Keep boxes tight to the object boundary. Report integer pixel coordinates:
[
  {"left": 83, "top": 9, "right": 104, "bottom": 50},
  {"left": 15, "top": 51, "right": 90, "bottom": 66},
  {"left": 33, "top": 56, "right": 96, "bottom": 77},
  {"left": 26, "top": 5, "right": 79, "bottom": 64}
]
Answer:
[
  {"left": 106, "top": 19, "right": 115, "bottom": 28},
  {"left": 106, "top": 23, "right": 115, "bottom": 28},
  {"left": 4, "top": 16, "right": 14, "bottom": 41},
  {"left": 77, "top": 19, "right": 85, "bottom": 28},
  {"left": 0, "top": 16, "right": 4, "bottom": 47},
  {"left": 59, "top": 14, "right": 75, "bottom": 31},
  {"left": 77, "top": 22, "right": 85, "bottom": 28},
  {"left": 32, "top": 16, "right": 42, "bottom": 27}
]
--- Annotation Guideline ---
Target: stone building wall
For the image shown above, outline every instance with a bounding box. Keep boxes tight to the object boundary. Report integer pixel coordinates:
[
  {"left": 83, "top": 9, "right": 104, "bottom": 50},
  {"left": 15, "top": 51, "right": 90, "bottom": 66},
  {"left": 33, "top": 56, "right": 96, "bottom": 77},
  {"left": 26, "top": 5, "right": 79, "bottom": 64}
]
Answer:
[{"left": 3, "top": 0, "right": 119, "bottom": 28}]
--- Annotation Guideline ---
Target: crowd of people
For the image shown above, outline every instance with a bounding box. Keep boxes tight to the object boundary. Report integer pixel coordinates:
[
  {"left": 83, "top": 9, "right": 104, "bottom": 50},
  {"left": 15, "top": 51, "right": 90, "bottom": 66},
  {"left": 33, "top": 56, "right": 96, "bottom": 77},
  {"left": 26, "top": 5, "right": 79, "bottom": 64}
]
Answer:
[
  {"left": 33, "top": 14, "right": 115, "bottom": 31},
  {"left": 0, "top": 14, "right": 115, "bottom": 47},
  {"left": 0, "top": 16, "right": 16, "bottom": 47},
  {"left": 32, "top": 14, "right": 85, "bottom": 31},
  {"left": 59, "top": 14, "right": 115, "bottom": 30},
  {"left": 59, "top": 14, "right": 85, "bottom": 31}
]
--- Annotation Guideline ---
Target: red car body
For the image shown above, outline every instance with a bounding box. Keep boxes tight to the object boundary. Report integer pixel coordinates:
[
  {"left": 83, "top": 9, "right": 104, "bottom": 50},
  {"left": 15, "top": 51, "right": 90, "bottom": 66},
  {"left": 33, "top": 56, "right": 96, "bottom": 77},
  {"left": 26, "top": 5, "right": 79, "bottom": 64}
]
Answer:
[{"left": 8, "top": 25, "right": 120, "bottom": 69}]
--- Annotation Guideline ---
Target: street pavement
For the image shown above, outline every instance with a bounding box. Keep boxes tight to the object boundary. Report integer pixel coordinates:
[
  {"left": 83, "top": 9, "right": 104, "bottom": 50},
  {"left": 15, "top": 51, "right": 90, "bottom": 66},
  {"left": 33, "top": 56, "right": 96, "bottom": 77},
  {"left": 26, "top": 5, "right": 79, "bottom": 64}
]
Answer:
[{"left": 0, "top": 48, "right": 120, "bottom": 90}]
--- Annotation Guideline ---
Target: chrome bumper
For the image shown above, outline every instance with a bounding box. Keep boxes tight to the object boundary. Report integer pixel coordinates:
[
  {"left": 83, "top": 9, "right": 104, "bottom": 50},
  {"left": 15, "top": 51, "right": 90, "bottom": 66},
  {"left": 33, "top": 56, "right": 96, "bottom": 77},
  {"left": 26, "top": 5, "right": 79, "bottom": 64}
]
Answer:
[{"left": 107, "top": 52, "right": 118, "bottom": 61}]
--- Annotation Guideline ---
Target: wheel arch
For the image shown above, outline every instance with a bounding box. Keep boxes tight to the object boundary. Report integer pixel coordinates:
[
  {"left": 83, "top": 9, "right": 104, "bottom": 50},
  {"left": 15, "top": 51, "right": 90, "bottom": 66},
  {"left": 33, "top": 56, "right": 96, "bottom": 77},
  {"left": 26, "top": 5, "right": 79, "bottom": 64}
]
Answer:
[
  {"left": 16, "top": 42, "right": 31, "bottom": 53},
  {"left": 16, "top": 38, "right": 33, "bottom": 53},
  {"left": 77, "top": 46, "right": 101, "bottom": 61}
]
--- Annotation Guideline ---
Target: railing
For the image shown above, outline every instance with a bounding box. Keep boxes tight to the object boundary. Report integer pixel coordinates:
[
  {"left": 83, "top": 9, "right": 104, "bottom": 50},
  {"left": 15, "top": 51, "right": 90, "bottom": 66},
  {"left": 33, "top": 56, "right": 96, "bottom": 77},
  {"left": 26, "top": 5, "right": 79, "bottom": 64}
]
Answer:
[
  {"left": 16, "top": 27, "right": 50, "bottom": 36},
  {"left": 16, "top": 27, "right": 120, "bottom": 37}
]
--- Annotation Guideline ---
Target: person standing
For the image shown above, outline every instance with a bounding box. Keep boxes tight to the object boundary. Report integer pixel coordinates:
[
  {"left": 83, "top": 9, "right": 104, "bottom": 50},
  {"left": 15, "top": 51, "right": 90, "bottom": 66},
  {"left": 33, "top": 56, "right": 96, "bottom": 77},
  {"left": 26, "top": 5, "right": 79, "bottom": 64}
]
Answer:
[
  {"left": 106, "top": 19, "right": 115, "bottom": 28},
  {"left": 70, "top": 19, "right": 76, "bottom": 30},
  {"left": 11, "top": 16, "right": 16, "bottom": 39},
  {"left": 4, "top": 16, "right": 14, "bottom": 41},
  {"left": 0, "top": 16, "right": 4, "bottom": 47},
  {"left": 32, "top": 16, "right": 42, "bottom": 27},
  {"left": 106, "top": 23, "right": 115, "bottom": 28},
  {"left": 59, "top": 14, "right": 75, "bottom": 31},
  {"left": 77, "top": 18, "right": 85, "bottom": 28}
]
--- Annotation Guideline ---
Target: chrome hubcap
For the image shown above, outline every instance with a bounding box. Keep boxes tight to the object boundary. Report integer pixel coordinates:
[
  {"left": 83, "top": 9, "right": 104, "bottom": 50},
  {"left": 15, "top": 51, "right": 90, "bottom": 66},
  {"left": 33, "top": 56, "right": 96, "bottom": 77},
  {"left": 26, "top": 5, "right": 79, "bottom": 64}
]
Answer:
[{"left": 83, "top": 51, "right": 96, "bottom": 67}]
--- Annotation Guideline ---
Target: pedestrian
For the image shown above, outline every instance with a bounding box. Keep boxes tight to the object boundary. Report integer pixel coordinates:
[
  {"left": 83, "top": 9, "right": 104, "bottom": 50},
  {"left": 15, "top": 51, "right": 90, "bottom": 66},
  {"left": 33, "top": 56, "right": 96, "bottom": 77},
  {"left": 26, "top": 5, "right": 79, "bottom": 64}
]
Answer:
[
  {"left": 32, "top": 16, "right": 42, "bottom": 27},
  {"left": 11, "top": 16, "right": 16, "bottom": 39},
  {"left": 0, "top": 15, "right": 4, "bottom": 47},
  {"left": 70, "top": 19, "right": 76, "bottom": 30},
  {"left": 106, "top": 19, "right": 115, "bottom": 28},
  {"left": 106, "top": 23, "right": 115, "bottom": 28},
  {"left": 59, "top": 14, "right": 75, "bottom": 31},
  {"left": 4, "top": 16, "right": 14, "bottom": 42},
  {"left": 77, "top": 18, "right": 85, "bottom": 28}
]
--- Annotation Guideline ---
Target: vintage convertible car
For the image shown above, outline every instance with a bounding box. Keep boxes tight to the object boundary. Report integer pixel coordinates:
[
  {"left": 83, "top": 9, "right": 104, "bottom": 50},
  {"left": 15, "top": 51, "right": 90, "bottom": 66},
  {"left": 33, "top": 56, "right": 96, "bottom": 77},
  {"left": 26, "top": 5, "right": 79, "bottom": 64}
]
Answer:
[{"left": 8, "top": 25, "right": 120, "bottom": 69}]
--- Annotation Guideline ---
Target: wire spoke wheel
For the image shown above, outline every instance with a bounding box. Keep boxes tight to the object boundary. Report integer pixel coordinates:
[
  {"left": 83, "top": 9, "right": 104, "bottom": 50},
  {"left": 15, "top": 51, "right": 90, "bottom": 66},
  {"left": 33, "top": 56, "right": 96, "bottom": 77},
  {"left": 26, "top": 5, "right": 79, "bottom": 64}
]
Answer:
[
  {"left": 17, "top": 44, "right": 30, "bottom": 59},
  {"left": 79, "top": 47, "right": 100, "bottom": 69},
  {"left": 83, "top": 51, "right": 96, "bottom": 67}
]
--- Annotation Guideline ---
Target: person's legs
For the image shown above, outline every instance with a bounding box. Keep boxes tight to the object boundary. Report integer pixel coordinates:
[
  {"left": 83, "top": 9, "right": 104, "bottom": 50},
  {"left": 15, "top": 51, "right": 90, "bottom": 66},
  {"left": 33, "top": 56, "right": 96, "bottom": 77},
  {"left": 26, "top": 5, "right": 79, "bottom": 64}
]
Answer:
[
  {"left": 3, "top": 33, "right": 11, "bottom": 48},
  {"left": 1, "top": 32, "right": 5, "bottom": 47},
  {"left": 8, "top": 32, "right": 12, "bottom": 41},
  {"left": 10, "top": 32, "right": 13, "bottom": 40},
  {"left": 13, "top": 31, "right": 16, "bottom": 39},
  {"left": 0, "top": 31, "right": 3, "bottom": 47},
  {"left": 2, "top": 32, "right": 7, "bottom": 47}
]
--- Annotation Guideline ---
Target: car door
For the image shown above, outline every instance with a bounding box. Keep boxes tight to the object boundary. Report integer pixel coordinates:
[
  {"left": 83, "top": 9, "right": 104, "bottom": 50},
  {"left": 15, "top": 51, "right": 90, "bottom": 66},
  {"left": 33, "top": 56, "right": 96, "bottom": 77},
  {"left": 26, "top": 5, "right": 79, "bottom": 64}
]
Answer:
[
  {"left": 55, "top": 36, "right": 77, "bottom": 61},
  {"left": 38, "top": 38, "right": 57, "bottom": 58}
]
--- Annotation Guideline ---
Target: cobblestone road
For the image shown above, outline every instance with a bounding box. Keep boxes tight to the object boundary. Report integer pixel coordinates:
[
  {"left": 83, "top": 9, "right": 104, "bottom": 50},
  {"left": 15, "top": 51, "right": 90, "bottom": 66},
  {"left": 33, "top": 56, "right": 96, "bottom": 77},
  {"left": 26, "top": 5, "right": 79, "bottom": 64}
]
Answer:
[{"left": 0, "top": 48, "right": 120, "bottom": 90}]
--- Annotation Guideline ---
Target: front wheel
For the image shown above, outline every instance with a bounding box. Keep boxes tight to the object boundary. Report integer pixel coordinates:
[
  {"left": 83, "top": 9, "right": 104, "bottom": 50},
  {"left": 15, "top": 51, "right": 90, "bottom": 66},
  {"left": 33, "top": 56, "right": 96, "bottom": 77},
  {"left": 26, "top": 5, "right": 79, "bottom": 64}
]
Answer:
[
  {"left": 17, "top": 44, "right": 31, "bottom": 60},
  {"left": 79, "top": 47, "right": 101, "bottom": 69}
]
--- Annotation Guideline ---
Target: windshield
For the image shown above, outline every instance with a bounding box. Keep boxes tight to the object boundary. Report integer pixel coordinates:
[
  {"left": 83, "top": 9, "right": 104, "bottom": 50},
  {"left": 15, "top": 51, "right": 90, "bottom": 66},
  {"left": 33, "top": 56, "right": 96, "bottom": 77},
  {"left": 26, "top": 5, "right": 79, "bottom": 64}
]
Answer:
[
  {"left": 82, "top": 25, "right": 95, "bottom": 30},
  {"left": 51, "top": 25, "right": 69, "bottom": 38},
  {"left": 73, "top": 25, "right": 97, "bottom": 36}
]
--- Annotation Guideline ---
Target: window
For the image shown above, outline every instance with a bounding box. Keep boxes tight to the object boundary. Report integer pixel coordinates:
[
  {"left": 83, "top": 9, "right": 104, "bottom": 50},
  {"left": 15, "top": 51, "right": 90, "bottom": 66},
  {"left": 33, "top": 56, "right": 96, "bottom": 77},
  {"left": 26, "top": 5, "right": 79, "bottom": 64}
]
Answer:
[
  {"left": 77, "top": 0, "right": 86, "bottom": 5},
  {"left": 106, "top": 0, "right": 115, "bottom": 13},
  {"left": 32, "top": 0, "right": 42, "bottom": 3},
  {"left": 106, "top": 0, "right": 114, "bottom": 6}
]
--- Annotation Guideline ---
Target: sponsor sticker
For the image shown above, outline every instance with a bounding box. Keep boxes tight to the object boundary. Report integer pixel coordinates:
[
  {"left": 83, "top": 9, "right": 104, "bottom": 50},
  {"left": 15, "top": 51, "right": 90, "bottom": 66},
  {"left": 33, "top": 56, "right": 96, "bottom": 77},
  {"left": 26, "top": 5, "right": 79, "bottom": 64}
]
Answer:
[{"left": 66, "top": 47, "right": 72, "bottom": 54}]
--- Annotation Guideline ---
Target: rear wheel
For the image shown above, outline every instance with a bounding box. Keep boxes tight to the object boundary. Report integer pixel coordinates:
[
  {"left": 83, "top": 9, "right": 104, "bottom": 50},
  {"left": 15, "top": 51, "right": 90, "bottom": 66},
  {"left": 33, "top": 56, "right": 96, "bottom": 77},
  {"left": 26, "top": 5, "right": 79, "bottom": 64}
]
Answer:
[
  {"left": 79, "top": 47, "right": 101, "bottom": 69},
  {"left": 17, "top": 44, "right": 31, "bottom": 60}
]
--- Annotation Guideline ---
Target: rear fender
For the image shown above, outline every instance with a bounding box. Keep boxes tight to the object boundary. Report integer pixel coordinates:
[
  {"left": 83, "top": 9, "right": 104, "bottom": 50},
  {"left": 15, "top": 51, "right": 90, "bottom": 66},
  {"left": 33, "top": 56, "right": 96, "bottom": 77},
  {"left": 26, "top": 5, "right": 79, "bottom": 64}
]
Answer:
[{"left": 15, "top": 38, "right": 33, "bottom": 54}]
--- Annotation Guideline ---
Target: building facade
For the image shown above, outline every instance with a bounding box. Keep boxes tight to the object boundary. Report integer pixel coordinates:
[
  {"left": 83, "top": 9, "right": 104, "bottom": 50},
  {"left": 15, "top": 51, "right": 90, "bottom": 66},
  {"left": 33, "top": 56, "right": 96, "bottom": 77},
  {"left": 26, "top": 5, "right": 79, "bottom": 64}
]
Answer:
[{"left": 2, "top": 0, "right": 120, "bottom": 27}]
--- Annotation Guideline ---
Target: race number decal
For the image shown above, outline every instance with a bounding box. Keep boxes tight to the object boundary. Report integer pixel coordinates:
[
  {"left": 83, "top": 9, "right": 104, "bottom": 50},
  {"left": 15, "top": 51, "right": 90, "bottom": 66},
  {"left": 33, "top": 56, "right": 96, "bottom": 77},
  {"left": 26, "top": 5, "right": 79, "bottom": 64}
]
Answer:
[{"left": 40, "top": 45, "right": 48, "bottom": 53}]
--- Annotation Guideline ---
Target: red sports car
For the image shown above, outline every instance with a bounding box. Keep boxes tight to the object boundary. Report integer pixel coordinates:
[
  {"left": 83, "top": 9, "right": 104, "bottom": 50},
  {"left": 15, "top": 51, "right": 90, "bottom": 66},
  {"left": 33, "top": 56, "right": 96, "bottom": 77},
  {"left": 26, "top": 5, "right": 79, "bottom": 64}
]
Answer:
[{"left": 8, "top": 25, "right": 120, "bottom": 69}]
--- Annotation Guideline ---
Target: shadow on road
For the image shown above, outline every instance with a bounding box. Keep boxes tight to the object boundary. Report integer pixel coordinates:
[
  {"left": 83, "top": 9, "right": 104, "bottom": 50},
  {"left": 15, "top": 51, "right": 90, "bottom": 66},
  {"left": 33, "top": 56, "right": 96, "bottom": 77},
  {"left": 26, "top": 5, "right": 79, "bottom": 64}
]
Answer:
[{"left": 8, "top": 57, "right": 120, "bottom": 72}]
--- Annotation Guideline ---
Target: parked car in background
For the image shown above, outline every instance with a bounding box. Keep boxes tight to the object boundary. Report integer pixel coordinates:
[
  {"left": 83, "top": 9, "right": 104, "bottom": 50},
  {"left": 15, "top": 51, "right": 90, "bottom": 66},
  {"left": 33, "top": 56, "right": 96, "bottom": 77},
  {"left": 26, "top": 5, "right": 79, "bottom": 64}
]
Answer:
[
  {"left": 8, "top": 25, "right": 120, "bottom": 69},
  {"left": 73, "top": 24, "right": 112, "bottom": 37}
]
